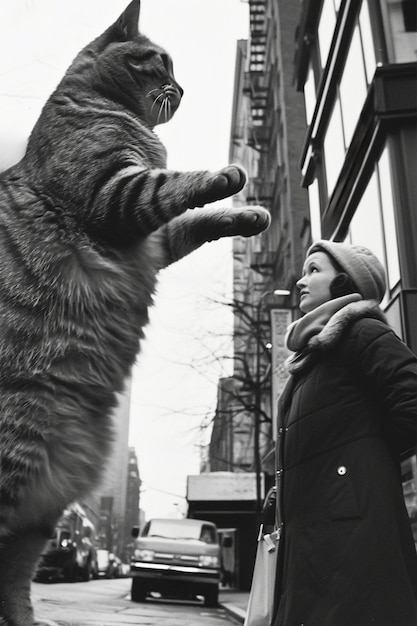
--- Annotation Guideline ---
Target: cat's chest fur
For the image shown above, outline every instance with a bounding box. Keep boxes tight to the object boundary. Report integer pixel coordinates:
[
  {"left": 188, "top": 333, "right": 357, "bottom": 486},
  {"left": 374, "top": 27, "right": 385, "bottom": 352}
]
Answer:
[{"left": 0, "top": 173, "right": 160, "bottom": 390}]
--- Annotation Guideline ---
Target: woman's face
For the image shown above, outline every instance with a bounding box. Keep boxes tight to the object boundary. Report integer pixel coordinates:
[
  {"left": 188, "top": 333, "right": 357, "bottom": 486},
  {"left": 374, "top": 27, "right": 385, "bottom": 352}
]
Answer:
[{"left": 296, "top": 251, "right": 338, "bottom": 313}]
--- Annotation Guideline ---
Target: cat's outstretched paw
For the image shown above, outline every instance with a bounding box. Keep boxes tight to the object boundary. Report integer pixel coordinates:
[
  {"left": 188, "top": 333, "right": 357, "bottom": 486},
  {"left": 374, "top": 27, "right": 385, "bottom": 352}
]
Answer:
[
  {"left": 196, "top": 204, "right": 271, "bottom": 242},
  {"left": 231, "top": 204, "right": 271, "bottom": 236},
  {"left": 192, "top": 164, "right": 247, "bottom": 207}
]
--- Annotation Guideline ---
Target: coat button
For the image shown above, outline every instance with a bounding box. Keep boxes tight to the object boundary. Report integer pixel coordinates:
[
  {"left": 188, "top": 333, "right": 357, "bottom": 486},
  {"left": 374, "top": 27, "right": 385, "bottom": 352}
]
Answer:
[{"left": 337, "top": 465, "right": 347, "bottom": 475}]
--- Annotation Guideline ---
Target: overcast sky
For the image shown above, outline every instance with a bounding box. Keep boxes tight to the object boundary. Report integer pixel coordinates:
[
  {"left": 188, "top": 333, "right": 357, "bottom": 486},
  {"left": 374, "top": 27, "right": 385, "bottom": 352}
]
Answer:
[{"left": 0, "top": 0, "right": 250, "bottom": 519}]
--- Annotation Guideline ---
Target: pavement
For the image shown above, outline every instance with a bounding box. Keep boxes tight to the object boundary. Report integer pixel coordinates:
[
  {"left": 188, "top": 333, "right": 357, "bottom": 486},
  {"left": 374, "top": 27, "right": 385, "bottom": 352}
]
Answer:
[{"left": 219, "top": 589, "right": 249, "bottom": 624}]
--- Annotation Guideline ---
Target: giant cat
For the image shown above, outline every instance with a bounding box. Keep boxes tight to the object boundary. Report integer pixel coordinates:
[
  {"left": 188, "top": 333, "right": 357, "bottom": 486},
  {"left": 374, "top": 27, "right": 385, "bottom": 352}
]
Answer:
[{"left": 0, "top": 1, "right": 270, "bottom": 624}]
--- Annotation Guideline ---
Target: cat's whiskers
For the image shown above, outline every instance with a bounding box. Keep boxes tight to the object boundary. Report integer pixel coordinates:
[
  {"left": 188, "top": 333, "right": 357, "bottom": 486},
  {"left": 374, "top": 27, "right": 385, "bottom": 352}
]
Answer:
[
  {"left": 150, "top": 92, "right": 165, "bottom": 114},
  {"left": 157, "top": 97, "right": 167, "bottom": 125},
  {"left": 146, "top": 88, "right": 161, "bottom": 98},
  {"left": 166, "top": 99, "right": 171, "bottom": 123}
]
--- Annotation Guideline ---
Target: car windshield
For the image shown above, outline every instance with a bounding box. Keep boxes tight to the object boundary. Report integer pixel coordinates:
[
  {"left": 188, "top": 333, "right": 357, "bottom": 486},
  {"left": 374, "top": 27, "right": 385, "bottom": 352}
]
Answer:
[{"left": 142, "top": 520, "right": 215, "bottom": 543}]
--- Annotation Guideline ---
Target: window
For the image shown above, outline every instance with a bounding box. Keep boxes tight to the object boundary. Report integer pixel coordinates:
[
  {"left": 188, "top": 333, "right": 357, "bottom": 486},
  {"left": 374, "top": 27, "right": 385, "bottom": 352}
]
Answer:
[
  {"left": 347, "top": 147, "right": 401, "bottom": 300},
  {"left": 359, "top": 1, "right": 377, "bottom": 85},
  {"left": 304, "top": 65, "right": 316, "bottom": 125},
  {"left": 339, "top": 26, "right": 368, "bottom": 148},
  {"left": 380, "top": 0, "right": 417, "bottom": 62},
  {"left": 308, "top": 178, "right": 322, "bottom": 242},
  {"left": 323, "top": 97, "right": 346, "bottom": 195},
  {"left": 378, "top": 148, "right": 401, "bottom": 289},
  {"left": 200, "top": 525, "right": 216, "bottom": 544},
  {"left": 348, "top": 171, "right": 385, "bottom": 273},
  {"left": 402, "top": 0, "right": 417, "bottom": 32},
  {"left": 318, "top": 0, "right": 337, "bottom": 69}
]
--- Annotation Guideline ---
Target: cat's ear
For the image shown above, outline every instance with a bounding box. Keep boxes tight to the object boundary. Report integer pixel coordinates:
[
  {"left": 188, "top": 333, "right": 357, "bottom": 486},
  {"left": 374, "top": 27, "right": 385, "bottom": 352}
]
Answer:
[
  {"left": 115, "top": 0, "right": 141, "bottom": 40},
  {"left": 93, "top": 0, "right": 140, "bottom": 49}
]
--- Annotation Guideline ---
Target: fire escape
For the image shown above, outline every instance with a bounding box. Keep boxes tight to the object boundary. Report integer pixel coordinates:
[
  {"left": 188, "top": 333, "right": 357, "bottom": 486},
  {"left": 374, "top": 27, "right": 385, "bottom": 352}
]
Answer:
[
  {"left": 244, "top": 0, "right": 276, "bottom": 274},
  {"left": 244, "top": 1, "right": 272, "bottom": 205}
]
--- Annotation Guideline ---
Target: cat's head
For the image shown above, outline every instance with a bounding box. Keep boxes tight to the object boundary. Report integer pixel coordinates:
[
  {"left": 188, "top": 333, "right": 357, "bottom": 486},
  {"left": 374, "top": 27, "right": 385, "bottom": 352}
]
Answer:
[{"left": 68, "top": 0, "right": 183, "bottom": 126}]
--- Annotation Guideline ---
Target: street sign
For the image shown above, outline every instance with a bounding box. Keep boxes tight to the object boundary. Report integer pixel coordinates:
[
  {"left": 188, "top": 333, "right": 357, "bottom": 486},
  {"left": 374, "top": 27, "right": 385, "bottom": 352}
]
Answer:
[
  {"left": 270, "top": 308, "right": 292, "bottom": 440},
  {"left": 187, "top": 471, "right": 263, "bottom": 502}
]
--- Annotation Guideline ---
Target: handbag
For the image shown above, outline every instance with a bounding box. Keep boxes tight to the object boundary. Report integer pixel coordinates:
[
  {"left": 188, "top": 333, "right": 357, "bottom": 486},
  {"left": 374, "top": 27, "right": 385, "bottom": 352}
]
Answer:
[{"left": 244, "top": 488, "right": 279, "bottom": 626}]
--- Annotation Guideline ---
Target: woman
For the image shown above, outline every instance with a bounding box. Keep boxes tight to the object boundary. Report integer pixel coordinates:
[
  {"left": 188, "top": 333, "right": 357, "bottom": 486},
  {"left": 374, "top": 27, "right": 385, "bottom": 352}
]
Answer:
[{"left": 273, "top": 240, "right": 417, "bottom": 626}]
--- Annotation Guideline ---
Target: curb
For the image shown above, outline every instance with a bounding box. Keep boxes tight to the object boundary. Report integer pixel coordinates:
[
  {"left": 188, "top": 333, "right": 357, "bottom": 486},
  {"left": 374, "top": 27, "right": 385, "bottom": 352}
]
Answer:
[{"left": 220, "top": 602, "right": 246, "bottom": 624}]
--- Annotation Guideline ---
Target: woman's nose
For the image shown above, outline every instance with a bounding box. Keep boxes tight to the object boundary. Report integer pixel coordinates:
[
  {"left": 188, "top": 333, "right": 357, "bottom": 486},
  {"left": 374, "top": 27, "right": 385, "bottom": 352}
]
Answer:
[{"left": 296, "top": 276, "right": 305, "bottom": 289}]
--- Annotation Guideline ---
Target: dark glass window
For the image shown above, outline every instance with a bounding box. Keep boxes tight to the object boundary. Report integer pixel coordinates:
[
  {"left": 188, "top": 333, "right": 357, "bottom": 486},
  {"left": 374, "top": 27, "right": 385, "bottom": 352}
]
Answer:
[{"left": 402, "top": 0, "right": 417, "bottom": 32}]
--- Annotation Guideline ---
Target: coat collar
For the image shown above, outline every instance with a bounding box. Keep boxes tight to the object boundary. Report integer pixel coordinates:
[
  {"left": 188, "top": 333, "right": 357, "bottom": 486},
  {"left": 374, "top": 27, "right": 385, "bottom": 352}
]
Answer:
[
  {"left": 286, "top": 299, "right": 387, "bottom": 374},
  {"left": 308, "top": 299, "right": 387, "bottom": 351}
]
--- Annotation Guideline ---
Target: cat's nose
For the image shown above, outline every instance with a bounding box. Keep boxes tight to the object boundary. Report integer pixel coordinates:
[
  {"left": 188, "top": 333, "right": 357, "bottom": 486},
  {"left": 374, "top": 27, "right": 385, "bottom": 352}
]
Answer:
[{"left": 177, "top": 84, "right": 184, "bottom": 98}]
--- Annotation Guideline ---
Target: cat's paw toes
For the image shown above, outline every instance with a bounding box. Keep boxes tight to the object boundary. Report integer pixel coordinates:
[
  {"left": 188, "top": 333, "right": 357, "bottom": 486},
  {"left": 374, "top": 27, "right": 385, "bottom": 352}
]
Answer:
[
  {"left": 193, "top": 165, "right": 247, "bottom": 207},
  {"left": 204, "top": 205, "right": 270, "bottom": 241},
  {"left": 216, "top": 164, "right": 247, "bottom": 193},
  {"left": 234, "top": 205, "right": 271, "bottom": 236}
]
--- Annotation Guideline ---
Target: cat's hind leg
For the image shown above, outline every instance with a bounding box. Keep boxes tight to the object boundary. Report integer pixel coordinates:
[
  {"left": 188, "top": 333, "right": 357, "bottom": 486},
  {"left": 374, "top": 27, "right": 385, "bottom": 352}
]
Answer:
[{"left": 0, "top": 525, "right": 53, "bottom": 626}]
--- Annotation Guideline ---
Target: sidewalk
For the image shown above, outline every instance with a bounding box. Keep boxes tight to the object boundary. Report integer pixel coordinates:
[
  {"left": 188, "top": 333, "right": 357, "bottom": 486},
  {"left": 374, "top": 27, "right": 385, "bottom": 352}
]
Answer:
[{"left": 219, "top": 589, "right": 249, "bottom": 624}]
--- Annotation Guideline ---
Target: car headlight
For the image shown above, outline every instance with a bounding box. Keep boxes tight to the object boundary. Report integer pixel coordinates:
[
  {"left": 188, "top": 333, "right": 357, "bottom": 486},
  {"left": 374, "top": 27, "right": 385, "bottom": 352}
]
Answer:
[
  {"left": 134, "top": 549, "right": 155, "bottom": 562},
  {"left": 199, "top": 555, "right": 220, "bottom": 568}
]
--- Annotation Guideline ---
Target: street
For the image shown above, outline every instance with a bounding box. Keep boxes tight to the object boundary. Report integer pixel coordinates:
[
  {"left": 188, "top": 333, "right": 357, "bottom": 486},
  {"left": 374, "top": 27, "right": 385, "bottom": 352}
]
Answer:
[{"left": 32, "top": 578, "right": 239, "bottom": 626}]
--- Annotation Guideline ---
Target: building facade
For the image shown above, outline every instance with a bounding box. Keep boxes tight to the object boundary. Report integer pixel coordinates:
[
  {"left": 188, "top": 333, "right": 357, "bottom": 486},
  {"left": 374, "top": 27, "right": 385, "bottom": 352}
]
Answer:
[
  {"left": 210, "top": 0, "right": 417, "bottom": 573},
  {"left": 293, "top": 0, "right": 417, "bottom": 540},
  {"left": 295, "top": 0, "right": 416, "bottom": 350}
]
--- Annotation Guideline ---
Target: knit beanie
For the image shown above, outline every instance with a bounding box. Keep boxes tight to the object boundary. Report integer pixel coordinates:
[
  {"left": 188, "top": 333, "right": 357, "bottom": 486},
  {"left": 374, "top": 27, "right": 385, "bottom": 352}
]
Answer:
[{"left": 307, "top": 240, "right": 386, "bottom": 303}]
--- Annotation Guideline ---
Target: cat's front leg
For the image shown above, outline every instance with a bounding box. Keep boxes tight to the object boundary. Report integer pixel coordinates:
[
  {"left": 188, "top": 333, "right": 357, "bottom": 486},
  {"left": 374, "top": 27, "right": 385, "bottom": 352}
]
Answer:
[
  {"left": 90, "top": 164, "right": 247, "bottom": 241},
  {"left": 152, "top": 204, "right": 271, "bottom": 268}
]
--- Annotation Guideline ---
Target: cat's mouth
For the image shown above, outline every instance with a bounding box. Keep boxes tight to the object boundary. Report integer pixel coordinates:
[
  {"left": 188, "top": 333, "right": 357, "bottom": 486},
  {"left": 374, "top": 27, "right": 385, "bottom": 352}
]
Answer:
[{"left": 147, "top": 83, "right": 183, "bottom": 125}]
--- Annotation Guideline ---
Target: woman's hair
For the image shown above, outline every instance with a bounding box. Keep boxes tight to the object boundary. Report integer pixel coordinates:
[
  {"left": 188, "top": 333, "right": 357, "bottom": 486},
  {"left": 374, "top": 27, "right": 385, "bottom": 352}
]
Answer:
[
  {"left": 327, "top": 257, "right": 358, "bottom": 299},
  {"left": 307, "top": 239, "right": 386, "bottom": 301}
]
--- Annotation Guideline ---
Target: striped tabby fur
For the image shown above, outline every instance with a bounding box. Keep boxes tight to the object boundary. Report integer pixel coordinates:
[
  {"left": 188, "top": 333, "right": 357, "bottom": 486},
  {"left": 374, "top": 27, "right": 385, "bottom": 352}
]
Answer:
[{"left": 0, "top": 1, "right": 269, "bottom": 623}]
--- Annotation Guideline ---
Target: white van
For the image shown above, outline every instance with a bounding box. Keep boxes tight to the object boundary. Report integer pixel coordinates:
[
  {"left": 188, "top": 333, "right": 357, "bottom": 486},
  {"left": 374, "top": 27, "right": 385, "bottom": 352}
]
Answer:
[{"left": 130, "top": 518, "right": 221, "bottom": 606}]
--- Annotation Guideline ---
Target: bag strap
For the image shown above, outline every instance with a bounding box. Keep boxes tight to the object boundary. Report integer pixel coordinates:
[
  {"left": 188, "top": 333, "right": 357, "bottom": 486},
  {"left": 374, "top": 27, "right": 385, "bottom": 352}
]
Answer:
[{"left": 258, "top": 524, "right": 280, "bottom": 552}]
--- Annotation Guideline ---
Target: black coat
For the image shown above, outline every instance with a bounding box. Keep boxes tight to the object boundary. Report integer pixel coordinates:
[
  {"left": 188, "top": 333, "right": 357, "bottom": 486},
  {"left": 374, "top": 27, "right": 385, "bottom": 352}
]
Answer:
[{"left": 273, "top": 305, "right": 417, "bottom": 626}]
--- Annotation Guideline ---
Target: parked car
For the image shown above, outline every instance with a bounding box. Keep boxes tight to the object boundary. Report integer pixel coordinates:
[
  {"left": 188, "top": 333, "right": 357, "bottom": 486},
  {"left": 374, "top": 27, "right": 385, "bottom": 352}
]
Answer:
[
  {"left": 34, "top": 503, "right": 97, "bottom": 583},
  {"left": 130, "top": 518, "right": 221, "bottom": 606},
  {"left": 95, "top": 549, "right": 122, "bottom": 578}
]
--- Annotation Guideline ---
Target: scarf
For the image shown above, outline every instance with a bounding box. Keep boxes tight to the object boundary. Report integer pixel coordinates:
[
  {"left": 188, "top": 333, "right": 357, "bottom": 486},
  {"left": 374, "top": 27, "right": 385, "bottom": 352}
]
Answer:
[{"left": 285, "top": 294, "right": 387, "bottom": 374}]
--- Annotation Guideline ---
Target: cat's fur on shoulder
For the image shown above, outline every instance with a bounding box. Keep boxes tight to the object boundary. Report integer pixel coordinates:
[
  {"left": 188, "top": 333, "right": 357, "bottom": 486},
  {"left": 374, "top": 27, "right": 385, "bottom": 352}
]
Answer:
[{"left": 0, "top": 1, "right": 269, "bottom": 623}]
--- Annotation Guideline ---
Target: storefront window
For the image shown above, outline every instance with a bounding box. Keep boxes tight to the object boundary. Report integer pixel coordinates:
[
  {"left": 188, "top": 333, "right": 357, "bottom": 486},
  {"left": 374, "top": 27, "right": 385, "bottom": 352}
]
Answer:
[
  {"left": 359, "top": 1, "right": 377, "bottom": 84},
  {"left": 378, "top": 148, "right": 401, "bottom": 289},
  {"left": 339, "top": 26, "right": 368, "bottom": 148},
  {"left": 323, "top": 98, "right": 345, "bottom": 196},
  {"left": 318, "top": 0, "right": 337, "bottom": 69}
]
